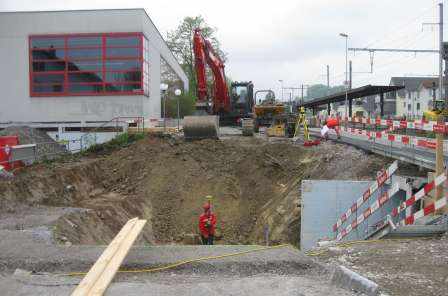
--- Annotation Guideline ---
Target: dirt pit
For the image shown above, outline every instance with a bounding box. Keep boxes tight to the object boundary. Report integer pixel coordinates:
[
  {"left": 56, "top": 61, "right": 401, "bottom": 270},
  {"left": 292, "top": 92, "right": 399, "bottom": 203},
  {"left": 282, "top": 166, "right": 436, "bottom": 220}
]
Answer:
[{"left": 0, "top": 135, "right": 395, "bottom": 246}]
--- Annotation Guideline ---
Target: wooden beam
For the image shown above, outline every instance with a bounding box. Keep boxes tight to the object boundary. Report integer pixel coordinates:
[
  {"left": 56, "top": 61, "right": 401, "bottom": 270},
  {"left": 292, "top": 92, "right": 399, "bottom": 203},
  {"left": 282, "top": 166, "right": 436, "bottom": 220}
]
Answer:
[
  {"left": 435, "top": 115, "right": 445, "bottom": 214},
  {"left": 90, "top": 219, "right": 146, "bottom": 295},
  {"left": 71, "top": 217, "right": 146, "bottom": 296}
]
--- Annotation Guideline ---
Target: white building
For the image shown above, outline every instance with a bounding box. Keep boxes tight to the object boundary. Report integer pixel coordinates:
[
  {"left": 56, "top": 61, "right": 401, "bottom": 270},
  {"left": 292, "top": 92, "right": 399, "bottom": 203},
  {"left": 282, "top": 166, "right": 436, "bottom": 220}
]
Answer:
[
  {"left": 0, "top": 9, "right": 188, "bottom": 132},
  {"left": 412, "top": 79, "right": 439, "bottom": 118},
  {"left": 390, "top": 77, "right": 439, "bottom": 119}
]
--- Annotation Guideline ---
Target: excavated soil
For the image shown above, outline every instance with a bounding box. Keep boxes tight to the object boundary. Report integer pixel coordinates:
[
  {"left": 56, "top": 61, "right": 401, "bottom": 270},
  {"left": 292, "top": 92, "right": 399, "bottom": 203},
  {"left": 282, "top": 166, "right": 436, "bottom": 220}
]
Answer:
[{"left": 0, "top": 135, "right": 394, "bottom": 246}]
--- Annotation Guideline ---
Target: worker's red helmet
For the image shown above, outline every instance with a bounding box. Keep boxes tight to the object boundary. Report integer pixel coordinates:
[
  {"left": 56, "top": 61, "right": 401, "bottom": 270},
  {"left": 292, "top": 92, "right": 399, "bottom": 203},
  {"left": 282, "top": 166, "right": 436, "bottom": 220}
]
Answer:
[{"left": 203, "top": 203, "right": 210, "bottom": 211}]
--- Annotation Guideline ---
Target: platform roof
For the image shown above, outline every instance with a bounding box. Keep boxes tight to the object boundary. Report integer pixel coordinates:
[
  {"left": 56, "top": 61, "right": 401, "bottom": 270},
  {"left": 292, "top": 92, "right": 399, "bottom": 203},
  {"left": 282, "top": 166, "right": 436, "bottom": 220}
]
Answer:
[{"left": 299, "top": 85, "right": 404, "bottom": 108}]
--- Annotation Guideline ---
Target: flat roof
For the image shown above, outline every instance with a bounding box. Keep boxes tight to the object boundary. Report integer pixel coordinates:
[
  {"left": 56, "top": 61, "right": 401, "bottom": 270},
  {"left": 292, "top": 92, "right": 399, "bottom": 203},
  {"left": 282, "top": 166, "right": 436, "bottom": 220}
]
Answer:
[{"left": 299, "top": 84, "right": 404, "bottom": 108}]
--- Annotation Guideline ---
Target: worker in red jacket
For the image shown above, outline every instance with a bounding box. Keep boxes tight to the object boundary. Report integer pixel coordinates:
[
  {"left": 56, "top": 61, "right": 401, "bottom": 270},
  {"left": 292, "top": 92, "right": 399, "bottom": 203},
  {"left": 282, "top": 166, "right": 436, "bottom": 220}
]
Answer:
[{"left": 199, "top": 203, "right": 217, "bottom": 245}]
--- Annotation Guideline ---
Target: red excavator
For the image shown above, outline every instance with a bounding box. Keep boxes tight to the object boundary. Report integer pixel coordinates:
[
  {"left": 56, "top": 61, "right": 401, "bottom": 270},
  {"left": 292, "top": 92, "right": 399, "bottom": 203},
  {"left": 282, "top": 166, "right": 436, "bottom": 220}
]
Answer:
[{"left": 183, "top": 29, "right": 254, "bottom": 140}]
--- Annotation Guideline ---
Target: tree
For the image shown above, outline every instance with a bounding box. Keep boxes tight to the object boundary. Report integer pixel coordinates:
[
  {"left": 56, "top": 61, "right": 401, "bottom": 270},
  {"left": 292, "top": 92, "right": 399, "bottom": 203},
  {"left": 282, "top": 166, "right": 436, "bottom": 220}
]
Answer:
[
  {"left": 163, "top": 92, "right": 196, "bottom": 118},
  {"left": 307, "top": 84, "right": 330, "bottom": 100},
  {"left": 166, "top": 16, "right": 226, "bottom": 97}
]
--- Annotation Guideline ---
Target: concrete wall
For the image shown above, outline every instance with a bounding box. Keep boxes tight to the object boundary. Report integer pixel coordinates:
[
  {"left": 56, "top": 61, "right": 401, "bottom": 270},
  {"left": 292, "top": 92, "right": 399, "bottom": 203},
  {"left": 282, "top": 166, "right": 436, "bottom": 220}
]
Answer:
[
  {"left": 0, "top": 9, "right": 188, "bottom": 124},
  {"left": 300, "top": 180, "right": 371, "bottom": 251},
  {"left": 301, "top": 179, "right": 405, "bottom": 251}
]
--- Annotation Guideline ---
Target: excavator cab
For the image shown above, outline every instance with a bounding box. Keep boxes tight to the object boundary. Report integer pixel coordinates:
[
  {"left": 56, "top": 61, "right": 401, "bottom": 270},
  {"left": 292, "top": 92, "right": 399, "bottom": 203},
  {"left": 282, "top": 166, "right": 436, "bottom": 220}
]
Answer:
[{"left": 230, "top": 81, "right": 254, "bottom": 118}]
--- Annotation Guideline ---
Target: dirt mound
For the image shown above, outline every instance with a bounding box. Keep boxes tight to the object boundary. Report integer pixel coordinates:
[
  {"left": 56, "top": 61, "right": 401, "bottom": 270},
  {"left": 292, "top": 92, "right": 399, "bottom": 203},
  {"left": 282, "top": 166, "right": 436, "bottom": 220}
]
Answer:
[{"left": 0, "top": 135, "right": 393, "bottom": 246}]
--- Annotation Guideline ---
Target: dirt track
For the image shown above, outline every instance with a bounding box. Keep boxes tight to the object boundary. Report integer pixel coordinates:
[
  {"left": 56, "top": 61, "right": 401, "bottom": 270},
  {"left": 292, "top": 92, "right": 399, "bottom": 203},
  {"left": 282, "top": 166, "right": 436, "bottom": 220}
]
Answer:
[{"left": 0, "top": 134, "right": 394, "bottom": 247}]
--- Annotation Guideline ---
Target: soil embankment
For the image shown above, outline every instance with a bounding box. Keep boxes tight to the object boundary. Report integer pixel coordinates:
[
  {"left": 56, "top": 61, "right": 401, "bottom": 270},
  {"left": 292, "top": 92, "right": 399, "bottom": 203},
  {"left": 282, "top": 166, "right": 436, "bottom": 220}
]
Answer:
[{"left": 0, "top": 135, "right": 392, "bottom": 246}]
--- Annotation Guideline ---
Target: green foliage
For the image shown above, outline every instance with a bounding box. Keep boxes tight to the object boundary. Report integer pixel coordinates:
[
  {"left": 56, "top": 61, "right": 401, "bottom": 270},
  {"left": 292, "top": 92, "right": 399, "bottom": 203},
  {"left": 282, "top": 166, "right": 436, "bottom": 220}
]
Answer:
[
  {"left": 85, "top": 132, "right": 145, "bottom": 154},
  {"left": 162, "top": 92, "right": 197, "bottom": 118},
  {"left": 166, "top": 15, "right": 226, "bottom": 96}
]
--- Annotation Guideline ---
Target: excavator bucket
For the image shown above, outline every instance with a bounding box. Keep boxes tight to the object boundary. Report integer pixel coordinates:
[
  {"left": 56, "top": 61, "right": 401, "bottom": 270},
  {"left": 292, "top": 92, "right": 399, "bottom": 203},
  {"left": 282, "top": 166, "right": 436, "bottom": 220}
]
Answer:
[{"left": 183, "top": 115, "right": 220, "bottom": 140}]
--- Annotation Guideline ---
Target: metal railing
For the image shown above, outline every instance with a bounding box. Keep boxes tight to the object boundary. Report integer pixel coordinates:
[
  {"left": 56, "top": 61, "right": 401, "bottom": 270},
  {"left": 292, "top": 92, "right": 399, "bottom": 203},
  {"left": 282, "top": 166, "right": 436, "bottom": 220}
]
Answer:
[
  {"left": 307, "top": 115, "right": 447, "bottom": 170},
  {"left": 78, "top": 116, "right": 144, "bottom": 150}
]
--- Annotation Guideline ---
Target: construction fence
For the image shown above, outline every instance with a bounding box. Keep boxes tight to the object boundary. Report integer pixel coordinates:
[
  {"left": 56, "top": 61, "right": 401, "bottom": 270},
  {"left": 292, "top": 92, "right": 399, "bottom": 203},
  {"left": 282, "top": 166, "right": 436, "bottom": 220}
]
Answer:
[{"left": 331, "top": 160, "right": 448, "bottom": 243}]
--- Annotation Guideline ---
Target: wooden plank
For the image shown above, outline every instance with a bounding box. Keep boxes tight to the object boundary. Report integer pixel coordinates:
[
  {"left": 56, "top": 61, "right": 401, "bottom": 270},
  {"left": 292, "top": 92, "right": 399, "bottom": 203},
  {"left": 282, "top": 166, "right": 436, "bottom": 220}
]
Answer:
[
  {"left": 71, "top": 218, "right": 138, "bottom": 296},
  {"left": 90, "top": 219, "right": 147, "bottom": 295}
]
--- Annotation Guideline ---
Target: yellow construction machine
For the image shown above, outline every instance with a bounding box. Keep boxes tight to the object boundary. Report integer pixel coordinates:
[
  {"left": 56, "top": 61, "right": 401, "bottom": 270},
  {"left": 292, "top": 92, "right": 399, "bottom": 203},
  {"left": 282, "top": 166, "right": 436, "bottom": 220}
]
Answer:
[
  {"left": 423, "top": 100, "right": 448, "bottom": 121},
  {"left": 253, "top": 90, "right": 287, "bottom": 134},
  {"left": 265, "top": 113, "right": 297, "bottom": 137}
]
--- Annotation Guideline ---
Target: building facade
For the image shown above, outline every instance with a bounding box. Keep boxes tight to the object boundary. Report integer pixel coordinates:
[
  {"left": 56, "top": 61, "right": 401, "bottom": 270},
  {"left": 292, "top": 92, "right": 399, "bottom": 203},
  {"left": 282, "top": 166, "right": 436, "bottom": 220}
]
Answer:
[
  {"left": 390, "top": 77, "right": 438, "bottom": 119},
  {"left": 0, "top": 9, "right": 188, "bottom": 127}
]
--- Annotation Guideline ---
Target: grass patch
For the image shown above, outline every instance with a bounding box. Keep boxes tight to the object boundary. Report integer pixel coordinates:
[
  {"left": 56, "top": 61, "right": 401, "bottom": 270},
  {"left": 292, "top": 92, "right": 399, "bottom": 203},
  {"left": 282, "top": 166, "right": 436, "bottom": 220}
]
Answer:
[{"left": 84, "top": 132, "right": 145, "bottom": 154}]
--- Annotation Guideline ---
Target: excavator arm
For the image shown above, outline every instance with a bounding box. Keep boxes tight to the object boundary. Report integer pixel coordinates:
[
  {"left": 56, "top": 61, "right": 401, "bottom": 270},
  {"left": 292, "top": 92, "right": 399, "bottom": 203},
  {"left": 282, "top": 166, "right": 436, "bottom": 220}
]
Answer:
[{"left": 193, "top": 28, "right": 230, "bottom": 113}]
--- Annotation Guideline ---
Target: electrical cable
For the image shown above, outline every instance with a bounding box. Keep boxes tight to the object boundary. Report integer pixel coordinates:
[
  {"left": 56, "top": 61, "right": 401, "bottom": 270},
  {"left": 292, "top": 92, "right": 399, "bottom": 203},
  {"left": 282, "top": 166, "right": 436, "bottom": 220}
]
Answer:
[{"left": 59, "top": 244, "right": 291, "bottom": 277}]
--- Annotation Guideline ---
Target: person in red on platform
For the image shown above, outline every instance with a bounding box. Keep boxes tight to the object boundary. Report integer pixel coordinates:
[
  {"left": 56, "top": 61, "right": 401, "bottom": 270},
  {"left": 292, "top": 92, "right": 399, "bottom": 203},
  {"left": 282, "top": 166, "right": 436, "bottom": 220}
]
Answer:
[{"left": 199, "top": 203, "right": 217, "bottom": 245}]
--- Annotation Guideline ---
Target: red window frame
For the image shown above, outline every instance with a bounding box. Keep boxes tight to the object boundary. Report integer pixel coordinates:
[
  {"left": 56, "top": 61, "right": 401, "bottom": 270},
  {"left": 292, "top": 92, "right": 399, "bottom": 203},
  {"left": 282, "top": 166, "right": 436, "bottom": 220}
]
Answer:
[{"left": 29, "top": 32, "right": 148, "bottom": 97}]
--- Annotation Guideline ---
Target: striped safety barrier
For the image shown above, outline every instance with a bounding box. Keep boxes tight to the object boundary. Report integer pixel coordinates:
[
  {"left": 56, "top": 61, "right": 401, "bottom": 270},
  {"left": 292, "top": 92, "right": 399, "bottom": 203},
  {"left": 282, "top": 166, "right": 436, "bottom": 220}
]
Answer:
[
  {"left": 404, "top": 194, "right": 448, "bottom": 225},
  {"left": 336, "top": 182, "right": 400, "bottom": 241},
  {"left": 390, "top": 174, "right": 446, "bottom": 224},
  {"left": 332, "top": 161, "right": 398, "bottom": 233},
  {"left": 346, "top": 117, "right": 447, "bottom": 134},
  {"left": 342, "top": 127, "right": 440, "bottom": 150}
]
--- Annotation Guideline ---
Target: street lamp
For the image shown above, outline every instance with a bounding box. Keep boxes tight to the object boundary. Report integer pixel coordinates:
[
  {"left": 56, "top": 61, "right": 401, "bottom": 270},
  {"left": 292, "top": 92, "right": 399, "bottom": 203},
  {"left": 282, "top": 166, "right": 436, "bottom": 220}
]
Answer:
[
  {"left": 174, "top": 89, "right": 182, "bottom": 131},
  {"left": 160, "top": 83, "right": 169, "bottom": 133},
  {"left": 339, "top": 33, "right": 349, "bottom": 120},
  {"left": 278, "top": 79, "right": 284, "bottom": 102}
]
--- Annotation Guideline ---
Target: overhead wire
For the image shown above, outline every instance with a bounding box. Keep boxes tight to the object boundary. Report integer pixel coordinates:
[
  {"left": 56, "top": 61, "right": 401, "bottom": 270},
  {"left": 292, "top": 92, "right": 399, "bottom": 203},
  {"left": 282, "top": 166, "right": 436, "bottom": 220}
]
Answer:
[
  {"left": 362, "top": 2, "right": 439, "bottom": 49},
  {"left": 346, "top": 12, "right": 439, "bottom": 83},
  {"left": 338, "top": 1, "right": 440, "bottom": 85},
  {"left": 313, "top": 2, "right": 440, "bottom": 86}
]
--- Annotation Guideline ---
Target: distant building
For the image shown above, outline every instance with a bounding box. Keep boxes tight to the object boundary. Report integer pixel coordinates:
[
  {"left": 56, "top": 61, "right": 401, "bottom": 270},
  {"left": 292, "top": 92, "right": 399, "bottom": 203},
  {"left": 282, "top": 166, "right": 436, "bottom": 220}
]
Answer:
[
  {"left": 389, "top": 77, "right": 440, "bottom": 119},
  {"left": 336, "top": 101, "right": 367, "bottom": 118},
  {"left": 0, "top": 9, "right": 188, "bottom": 141}
]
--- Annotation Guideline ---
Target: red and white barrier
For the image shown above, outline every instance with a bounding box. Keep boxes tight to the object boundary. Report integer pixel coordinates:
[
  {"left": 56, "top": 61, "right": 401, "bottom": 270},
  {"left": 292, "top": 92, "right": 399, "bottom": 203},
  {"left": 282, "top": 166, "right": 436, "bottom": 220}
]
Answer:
[
  {"left": 336, "top": 182, "right": 400, "bottom": 241},
  {"left": 390, "top": 174, "right": 446, "bottom": 223},
  {"left": 332, "top": 161, "right": 398, "bottom": 233},
  {"left": 347, "top": 117, "right": 447, "bottom": 134},
  {"left": 405, "top": 195, "right": 448, "bottom": 225},
  {"left": 341, "top": 127, "right": 441, "bottom": 150}
]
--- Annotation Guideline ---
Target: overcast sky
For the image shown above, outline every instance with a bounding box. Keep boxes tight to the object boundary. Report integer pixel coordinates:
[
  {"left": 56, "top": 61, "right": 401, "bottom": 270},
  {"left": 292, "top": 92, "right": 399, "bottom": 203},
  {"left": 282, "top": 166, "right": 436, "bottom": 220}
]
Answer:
[{"left": 1, "top": 0, "right": 446, "bottom": 100}]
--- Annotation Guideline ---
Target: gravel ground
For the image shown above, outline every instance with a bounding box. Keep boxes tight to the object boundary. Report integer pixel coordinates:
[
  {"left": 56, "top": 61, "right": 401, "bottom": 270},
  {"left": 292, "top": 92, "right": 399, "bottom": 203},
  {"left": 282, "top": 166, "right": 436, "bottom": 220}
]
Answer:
[
  {"left": 0, "top": 273, "right": 357, "bottom": 296},
  {"left": 314, "top": 235, "right": 448, "bottom": 296},
  {"left": 0, "top": 239, "right": 359, "bottom": 295},
  {"left": 0, "top": 237, "right": 320, "bottom": 275}
]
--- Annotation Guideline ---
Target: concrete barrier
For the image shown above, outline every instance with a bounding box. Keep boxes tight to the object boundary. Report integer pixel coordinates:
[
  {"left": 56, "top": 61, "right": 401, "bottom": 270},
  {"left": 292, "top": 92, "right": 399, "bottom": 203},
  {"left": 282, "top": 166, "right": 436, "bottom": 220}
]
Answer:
[{"left": 331, "top": 265, "right": 379, "bottom": 296}]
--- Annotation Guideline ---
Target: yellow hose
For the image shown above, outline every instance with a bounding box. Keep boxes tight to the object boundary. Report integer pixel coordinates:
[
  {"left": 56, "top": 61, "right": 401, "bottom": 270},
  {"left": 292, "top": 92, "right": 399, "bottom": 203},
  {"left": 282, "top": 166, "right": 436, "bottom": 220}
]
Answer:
[
  {"left": 62, "top": 244, "right": 291, "bottom": 277},
  {"left": 61, "top": 237, "right": 431, "bottom": 276}
]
